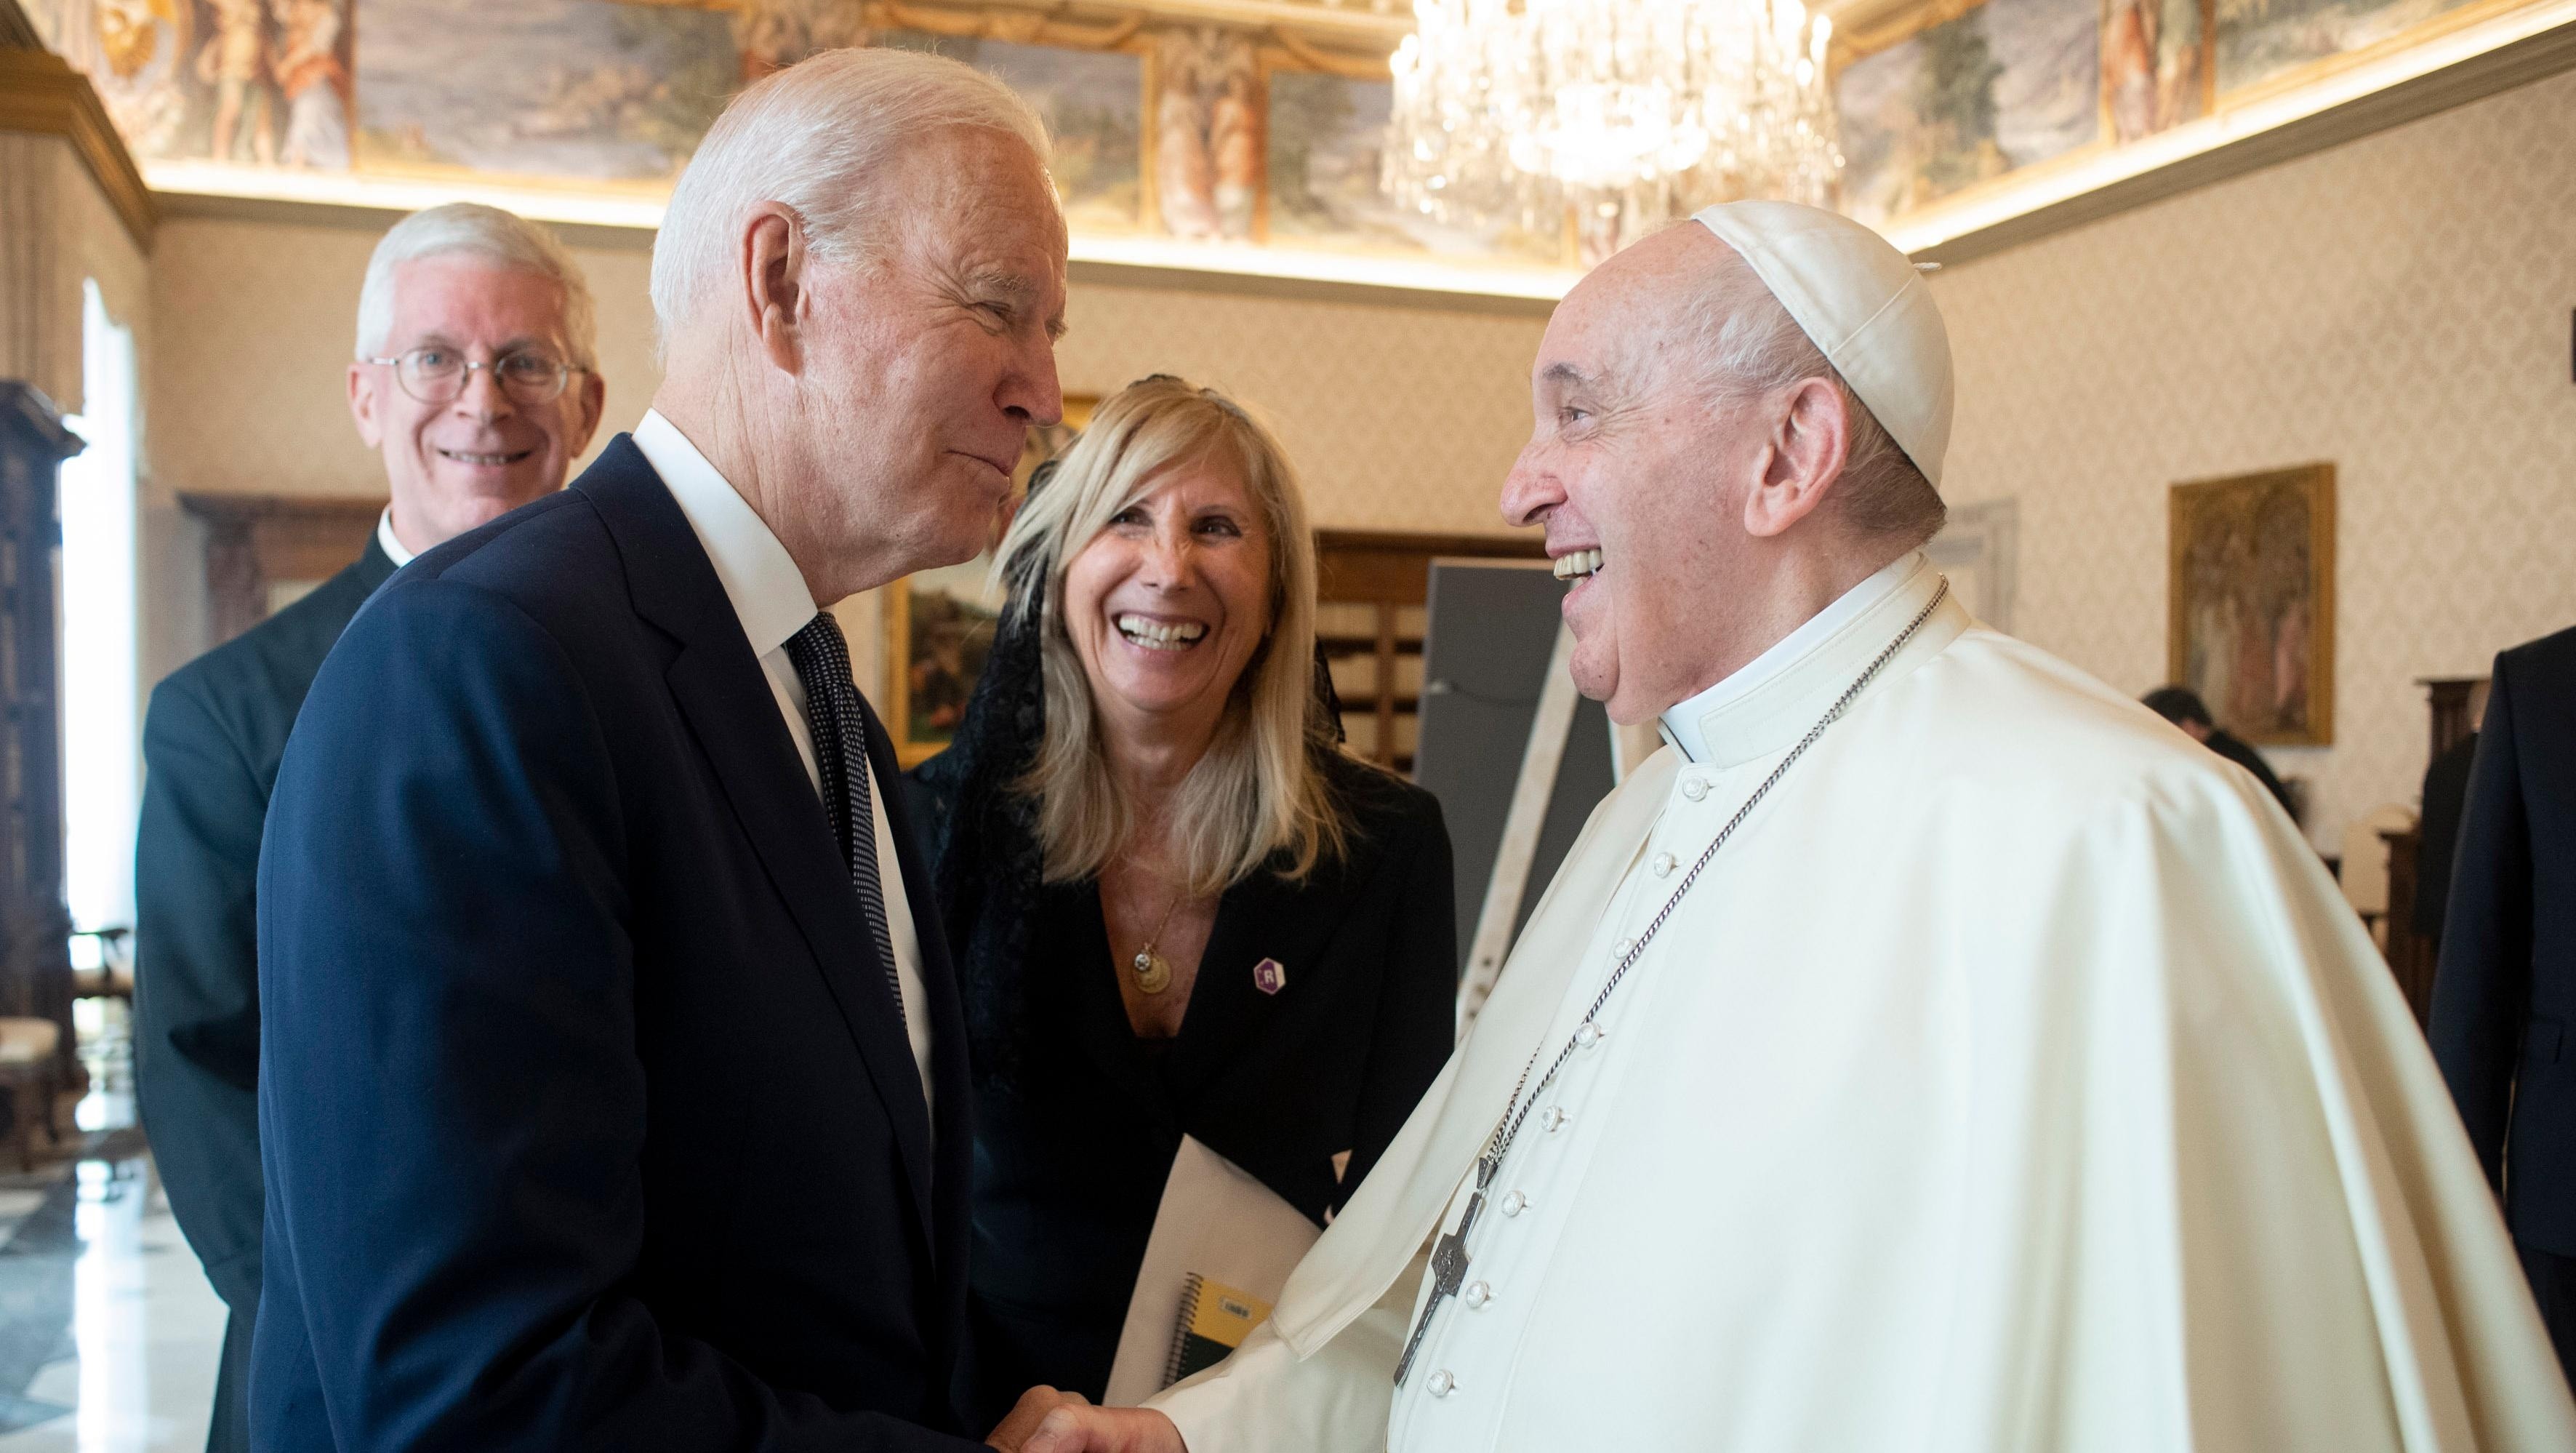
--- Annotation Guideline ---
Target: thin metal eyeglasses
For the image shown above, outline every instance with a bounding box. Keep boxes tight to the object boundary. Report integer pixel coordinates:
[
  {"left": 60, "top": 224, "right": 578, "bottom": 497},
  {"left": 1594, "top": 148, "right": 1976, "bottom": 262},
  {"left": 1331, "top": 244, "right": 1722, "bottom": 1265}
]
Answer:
[{"left": 364, "top": 347, "right": 588, "bottom": 407}]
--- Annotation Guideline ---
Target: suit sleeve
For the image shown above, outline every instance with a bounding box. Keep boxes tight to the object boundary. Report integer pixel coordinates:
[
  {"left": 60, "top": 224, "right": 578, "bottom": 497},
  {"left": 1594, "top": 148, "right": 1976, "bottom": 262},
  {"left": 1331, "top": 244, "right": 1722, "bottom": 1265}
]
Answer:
[
  {"left": 2431, "top": 657, "right": 2535, "bottom": 1191},
  {"left": 133, "top": 672, "right": 270, "bottom": 1316},
  {"left": 1341, "top": 798, "right": 1458, "bottom": 1206},
  {"left": 256, "top": 580, "right": 979, "bottom": 1452}
]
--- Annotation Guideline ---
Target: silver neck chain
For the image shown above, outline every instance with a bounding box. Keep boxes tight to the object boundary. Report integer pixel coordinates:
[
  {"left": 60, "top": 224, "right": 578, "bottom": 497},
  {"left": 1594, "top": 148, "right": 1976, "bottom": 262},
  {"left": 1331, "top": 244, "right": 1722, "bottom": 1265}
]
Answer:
[{"left": 1472, "top": 579, "right": 1950, "bottom": 1186}]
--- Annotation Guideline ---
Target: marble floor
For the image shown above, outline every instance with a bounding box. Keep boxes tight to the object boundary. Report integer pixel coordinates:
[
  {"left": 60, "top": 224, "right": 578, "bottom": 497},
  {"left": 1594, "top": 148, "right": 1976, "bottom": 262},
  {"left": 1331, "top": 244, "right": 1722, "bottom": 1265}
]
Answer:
[{"left": 0, "top": 1005, "right": 226, "bottom": 1452}]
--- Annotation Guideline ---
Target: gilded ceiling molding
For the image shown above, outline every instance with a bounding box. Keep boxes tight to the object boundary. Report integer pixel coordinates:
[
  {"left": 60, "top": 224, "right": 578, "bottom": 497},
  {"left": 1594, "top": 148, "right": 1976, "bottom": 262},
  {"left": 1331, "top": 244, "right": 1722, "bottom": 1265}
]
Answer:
[
  {"left": 0, "top": 0, "right": 39, "bottom": 51},
  {"left": 0, "top": 47, "right": 156, "bottom": 251},
  {"left": 871, "top": 0, "right": 1147, "bottom": 49},
  {"left": 625, "top": 0, "right": 1407, "bottom": 48}
]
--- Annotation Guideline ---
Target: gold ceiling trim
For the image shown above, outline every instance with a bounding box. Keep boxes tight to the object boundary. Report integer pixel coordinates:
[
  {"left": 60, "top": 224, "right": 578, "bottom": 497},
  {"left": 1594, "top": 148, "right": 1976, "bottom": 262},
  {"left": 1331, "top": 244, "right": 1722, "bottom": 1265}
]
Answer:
[
  {"left": 0, "top": 0, "right": 42, "bottom": 50},
  {"left": 622, "top": 0, "right": 1410, "bottom": 49},
  {"left": 0, "top": 47, "right": 158, "bottom": 250}
]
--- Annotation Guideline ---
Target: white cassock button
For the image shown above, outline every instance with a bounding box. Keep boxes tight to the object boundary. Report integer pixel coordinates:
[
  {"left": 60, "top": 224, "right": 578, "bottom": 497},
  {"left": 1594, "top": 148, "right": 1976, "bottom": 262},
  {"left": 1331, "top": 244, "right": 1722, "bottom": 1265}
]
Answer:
[
  {"left": 1462, "top": 1280, "right": 1492, "bottom": 1309},
  {"left": 1651, "top": 852, "right": 1677, "bottom": 877},
  {"left": 1427, "top": 1369, "right": 1457, "bottom": 1398},
  {"left": 1613, "top": 936, "right": 1638, "bottom": 958},
  {"left": 1541, "top": 1105, "right": 1570, "bottom": 1132},
  {"left": 1499, "top": 1190, "right": 1528, "bottom": 1217},
  {"left": 1681, "top": 776, "right": 1709, "bottom": 801},
  {"left": 1574, "top": 1021, "right": 1604, "bottom": 1050}
]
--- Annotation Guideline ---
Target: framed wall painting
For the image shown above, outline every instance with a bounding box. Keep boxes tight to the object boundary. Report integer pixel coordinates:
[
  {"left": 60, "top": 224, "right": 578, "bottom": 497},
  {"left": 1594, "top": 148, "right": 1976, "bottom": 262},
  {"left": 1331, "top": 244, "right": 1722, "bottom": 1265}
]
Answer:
[
  {"left": 883, "top": 396, "right": 1096, "bottom": 766},
  {"left": 2167, "top": 463, "right": 2336, "bottom": 746}
]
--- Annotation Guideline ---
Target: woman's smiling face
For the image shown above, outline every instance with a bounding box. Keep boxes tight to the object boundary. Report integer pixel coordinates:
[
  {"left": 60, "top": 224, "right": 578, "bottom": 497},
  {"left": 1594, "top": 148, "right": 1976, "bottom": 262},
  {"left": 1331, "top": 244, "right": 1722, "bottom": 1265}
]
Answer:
[{"left": 1062, "top": 454, "right": 1275, "bottom": 740}]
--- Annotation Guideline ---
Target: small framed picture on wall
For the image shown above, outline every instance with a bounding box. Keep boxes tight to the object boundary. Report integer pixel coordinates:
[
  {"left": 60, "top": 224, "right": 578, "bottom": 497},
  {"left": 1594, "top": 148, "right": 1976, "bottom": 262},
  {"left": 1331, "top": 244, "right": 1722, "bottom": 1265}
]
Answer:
[
  {"left": 2167, "top": 462, "right": 2336, "bottom": 746},
  {"left": 882, "top": 396, "right": 1096, "bottom": 766}
]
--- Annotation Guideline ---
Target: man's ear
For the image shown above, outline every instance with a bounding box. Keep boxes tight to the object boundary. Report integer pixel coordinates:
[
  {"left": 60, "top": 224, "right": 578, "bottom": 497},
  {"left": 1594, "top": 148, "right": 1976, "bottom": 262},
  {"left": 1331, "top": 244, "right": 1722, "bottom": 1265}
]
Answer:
[
  {"left": 348, "top": 361, "right": 385, "bottom": 449},
  {"left": 564, "top": 368, "right": 607, "bottom": 461},
  {"left": 1741, "top": 377, "right": 1851, "bottom": 540},
  {"left": 741, "top": 203, "right": 810, "bottom": 376}
]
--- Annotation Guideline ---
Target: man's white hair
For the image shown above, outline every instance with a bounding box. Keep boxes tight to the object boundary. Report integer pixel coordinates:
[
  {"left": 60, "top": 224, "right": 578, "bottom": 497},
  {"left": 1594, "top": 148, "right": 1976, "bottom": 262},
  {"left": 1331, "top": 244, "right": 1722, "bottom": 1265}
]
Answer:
[
  {"left": 1677, "top": 251, "right": 1946, "bottom": 547},
  {"left": 354, "top": 202, "right": 598, "bottom": 369},
  {"left": 649, "top": 47, "right": 1051, "bottom": 345}
]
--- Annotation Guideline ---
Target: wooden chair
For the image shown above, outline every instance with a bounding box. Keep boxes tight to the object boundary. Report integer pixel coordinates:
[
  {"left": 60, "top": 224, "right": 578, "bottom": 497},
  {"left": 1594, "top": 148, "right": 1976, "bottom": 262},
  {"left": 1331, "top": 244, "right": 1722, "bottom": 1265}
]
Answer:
[{"left": 0, "top": 1018, "right": 60, "bottom": 1171}]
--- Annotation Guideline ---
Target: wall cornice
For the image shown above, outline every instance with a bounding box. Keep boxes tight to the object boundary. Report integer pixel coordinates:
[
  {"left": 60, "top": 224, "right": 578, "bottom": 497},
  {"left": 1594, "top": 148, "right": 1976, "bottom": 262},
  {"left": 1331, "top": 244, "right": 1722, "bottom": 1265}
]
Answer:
[{"left": 0, "top": 47, "right": 156, "bottom": 252}]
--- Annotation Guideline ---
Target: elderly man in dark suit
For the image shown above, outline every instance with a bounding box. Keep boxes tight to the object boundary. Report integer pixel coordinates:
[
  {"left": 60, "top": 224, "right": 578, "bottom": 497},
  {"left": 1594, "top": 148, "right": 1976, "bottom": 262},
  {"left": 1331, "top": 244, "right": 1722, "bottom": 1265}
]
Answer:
[
  {"left": 133, "top": 200, "right": 603, "bottom": 1453},
  {"left": 254, "top": 48, "right": 1074, "bottom": 1450},
  {"left": 2433, "top": 623, "right": 2576, "bottom": 1381}
]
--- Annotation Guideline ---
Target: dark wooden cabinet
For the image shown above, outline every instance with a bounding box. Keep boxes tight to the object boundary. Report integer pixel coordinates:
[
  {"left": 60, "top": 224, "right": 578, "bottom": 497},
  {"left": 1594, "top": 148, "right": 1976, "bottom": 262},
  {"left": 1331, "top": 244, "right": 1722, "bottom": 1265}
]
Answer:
[{"left": 0, "top": 384, "right": 80, "bottom": 1082}]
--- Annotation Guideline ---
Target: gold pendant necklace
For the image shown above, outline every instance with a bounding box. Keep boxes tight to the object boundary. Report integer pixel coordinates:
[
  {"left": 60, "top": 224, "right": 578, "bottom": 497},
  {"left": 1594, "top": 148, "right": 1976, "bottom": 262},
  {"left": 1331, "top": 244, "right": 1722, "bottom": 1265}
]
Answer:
[{"left": 1131, "top": 889, "right": 1184, "bottom": 996}]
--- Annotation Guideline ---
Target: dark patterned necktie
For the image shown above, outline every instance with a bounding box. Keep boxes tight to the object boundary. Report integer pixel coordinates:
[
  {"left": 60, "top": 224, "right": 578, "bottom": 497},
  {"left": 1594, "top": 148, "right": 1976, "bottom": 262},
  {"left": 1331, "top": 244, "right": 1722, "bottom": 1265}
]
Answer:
[{"left": 783, "top": 612, "right": 904, "bottom": 1014}]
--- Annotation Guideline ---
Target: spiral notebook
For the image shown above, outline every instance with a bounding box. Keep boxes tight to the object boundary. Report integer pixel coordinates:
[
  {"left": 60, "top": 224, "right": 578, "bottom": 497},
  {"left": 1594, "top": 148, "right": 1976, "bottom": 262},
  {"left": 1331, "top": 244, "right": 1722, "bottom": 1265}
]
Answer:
[{"left": 1102, "top": 1135, "right": 1323, "bottom": 1406}]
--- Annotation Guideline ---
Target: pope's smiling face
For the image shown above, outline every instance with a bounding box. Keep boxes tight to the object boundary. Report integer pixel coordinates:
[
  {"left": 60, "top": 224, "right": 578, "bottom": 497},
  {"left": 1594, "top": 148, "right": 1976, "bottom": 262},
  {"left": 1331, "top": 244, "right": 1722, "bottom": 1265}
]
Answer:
[
  {"left": 1499, "top": 225, "right": 1773, "bottom": 726},
  {"left": 348, "top": 256, "right": 603, "bottom": 551},
  {"left": 1063, "top": 455, "right": 1274, "bottom": 742}
]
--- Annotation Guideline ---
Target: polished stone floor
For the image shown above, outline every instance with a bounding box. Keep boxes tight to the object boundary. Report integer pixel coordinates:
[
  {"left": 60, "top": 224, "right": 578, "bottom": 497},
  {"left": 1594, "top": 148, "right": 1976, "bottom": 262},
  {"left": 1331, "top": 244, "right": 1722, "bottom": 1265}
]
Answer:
[{"left": 0, "top": 1005, "right": 227, "bottom": 1452}]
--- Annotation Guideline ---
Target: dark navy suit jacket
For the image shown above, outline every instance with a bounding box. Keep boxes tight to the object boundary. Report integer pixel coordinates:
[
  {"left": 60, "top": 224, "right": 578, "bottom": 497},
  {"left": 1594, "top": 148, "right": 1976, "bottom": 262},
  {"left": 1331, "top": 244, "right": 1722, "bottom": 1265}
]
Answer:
[
  {"left": 136, "top": 535, "right": 397, "bottom": 1453},
  {"left": 253, "top": 438, "right": 981, "bottom": 1450},
  {"left": 2432, "top": 623, "right": 2576, "bottom": 1257}
]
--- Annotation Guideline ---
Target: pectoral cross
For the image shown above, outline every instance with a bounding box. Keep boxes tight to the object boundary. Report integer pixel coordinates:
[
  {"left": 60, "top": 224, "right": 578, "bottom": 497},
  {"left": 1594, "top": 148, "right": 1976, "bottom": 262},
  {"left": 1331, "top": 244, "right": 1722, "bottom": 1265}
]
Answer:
[{"left": 1393, "top": 1157, "right": 1496, "bottom": 1386}]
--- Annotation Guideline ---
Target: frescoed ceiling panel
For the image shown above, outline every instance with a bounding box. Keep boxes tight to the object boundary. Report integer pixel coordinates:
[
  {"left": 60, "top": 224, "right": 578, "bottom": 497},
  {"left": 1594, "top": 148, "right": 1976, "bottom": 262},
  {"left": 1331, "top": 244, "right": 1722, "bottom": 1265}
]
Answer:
[{"left": 18, "top": 0, "right": 2576, "bottom": 292}]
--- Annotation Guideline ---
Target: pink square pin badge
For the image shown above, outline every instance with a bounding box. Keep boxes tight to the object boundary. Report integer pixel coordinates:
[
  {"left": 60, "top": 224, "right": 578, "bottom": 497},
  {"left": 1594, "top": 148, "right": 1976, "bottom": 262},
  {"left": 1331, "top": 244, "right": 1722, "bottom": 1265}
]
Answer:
[{"left": 1253, "top": 957, "right": 1287, "bottom": 996}]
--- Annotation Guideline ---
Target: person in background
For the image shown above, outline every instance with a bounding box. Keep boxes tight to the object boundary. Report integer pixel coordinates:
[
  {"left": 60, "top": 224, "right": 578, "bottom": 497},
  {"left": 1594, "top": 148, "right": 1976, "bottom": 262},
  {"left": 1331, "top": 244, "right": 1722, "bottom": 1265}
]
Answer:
[
  {"left": 910, "top": 377, "right": 1456, "bottom": 1425},
  {"left": 2432, "top": 624, "right": 2576, "bottom": 1382},
  {"left": 2415, "top": 725, "right": 2481, "bottom": 948},
  {"left": 2142, "top": 683, "right": 2298, "bottom": 820},
  {"left": 133, "top": 200, "right": 603, "bottom": 1453}
]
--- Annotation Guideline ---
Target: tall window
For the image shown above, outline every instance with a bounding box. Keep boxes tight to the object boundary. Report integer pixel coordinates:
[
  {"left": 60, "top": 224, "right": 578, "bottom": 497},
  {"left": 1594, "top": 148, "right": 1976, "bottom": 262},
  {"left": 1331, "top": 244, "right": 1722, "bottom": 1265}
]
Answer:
[{"left": 60, "top": 279, "right": 139, "bottom": 940}]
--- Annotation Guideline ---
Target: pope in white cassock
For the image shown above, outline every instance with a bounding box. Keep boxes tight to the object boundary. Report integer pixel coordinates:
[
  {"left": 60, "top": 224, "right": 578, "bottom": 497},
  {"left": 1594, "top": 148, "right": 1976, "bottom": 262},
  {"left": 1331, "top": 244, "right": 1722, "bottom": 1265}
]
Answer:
[{"left": 1010, "top": 202, "right": 2576, "bottom": 1452}]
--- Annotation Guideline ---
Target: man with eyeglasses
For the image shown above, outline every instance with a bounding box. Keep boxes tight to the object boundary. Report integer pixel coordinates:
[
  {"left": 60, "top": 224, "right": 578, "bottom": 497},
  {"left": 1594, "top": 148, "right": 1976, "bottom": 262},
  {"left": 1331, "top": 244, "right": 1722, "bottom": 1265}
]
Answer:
[{"left": 135, "top": 200, "right": 603, "bottom": 1453}]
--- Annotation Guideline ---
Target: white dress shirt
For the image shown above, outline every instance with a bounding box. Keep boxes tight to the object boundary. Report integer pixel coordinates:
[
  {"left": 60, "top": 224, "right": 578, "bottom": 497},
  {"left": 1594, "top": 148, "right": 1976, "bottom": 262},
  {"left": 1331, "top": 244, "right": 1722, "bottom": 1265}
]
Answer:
[
  {"left": 376, "top": 507, "right": 416, "bottom": 567},
  {"left": 632, "top": 409, "right": 936, "bottom": 1113}
]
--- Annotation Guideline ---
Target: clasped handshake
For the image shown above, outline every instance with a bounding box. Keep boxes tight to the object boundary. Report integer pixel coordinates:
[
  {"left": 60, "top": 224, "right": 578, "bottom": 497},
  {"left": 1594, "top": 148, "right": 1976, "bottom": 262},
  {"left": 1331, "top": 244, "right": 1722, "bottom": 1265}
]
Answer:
[{"left": 987, "top": 1388, "right": 1181, "bottom": 1453}]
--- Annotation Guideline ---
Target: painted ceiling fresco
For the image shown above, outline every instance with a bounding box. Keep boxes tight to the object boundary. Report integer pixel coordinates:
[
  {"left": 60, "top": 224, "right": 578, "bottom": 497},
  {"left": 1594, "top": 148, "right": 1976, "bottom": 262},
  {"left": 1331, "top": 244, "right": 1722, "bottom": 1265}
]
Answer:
[{"left": 22, "top": 0, "right": 2563, "bottom": 284}]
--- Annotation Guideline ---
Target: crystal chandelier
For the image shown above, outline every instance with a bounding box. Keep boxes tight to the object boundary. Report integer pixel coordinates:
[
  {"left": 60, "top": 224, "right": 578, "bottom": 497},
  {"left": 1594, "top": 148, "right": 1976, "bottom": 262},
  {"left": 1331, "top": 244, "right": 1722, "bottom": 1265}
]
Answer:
[{"left": 1385, "top": 0, "right": 1842, "bottom": 265}]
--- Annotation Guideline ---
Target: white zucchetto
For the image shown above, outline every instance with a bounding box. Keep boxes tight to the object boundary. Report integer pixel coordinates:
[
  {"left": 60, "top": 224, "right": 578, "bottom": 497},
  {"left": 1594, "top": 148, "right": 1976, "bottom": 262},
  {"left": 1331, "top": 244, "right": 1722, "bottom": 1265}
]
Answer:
[{"left": 1692, "top": 201, "right": 1954, "bottom": 490}]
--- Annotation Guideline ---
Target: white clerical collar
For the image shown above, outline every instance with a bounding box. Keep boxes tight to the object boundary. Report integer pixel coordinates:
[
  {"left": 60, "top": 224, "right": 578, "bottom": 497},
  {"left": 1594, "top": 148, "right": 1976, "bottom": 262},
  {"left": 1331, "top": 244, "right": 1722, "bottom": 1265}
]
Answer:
[
  {"left": 375, "top": 507, "right": 417, "bottom": 568},
  {"left": 1659, "top": 551, "right": 1938, "bottom": 768},
  {"left": 633, "top": 408, "right": 818, "bottom": 657}
]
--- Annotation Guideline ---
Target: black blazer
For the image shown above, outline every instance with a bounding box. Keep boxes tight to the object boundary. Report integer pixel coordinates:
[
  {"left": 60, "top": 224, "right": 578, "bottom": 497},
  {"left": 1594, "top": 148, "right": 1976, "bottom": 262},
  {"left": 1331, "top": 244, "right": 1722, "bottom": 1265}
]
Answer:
[
  {"left": 918, "top": 753, "right": 1456, "bottom": 1420},
  {"left": 133, "top": 535, "right": 397, "bottom": 1453},
  {"left": 254, "top": 438, "right": 982, "bottom": 1450},
  {"left": 2431, "top": 623, "right": 2576, "bottom": 1257}
]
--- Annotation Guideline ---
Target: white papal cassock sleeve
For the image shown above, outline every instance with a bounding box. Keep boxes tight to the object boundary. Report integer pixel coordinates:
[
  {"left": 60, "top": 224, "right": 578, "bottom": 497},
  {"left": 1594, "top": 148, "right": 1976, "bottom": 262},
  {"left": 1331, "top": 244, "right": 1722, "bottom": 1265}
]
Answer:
[{"left": 1147, "top": 1249, "right": 1428, "bottom": 1453}]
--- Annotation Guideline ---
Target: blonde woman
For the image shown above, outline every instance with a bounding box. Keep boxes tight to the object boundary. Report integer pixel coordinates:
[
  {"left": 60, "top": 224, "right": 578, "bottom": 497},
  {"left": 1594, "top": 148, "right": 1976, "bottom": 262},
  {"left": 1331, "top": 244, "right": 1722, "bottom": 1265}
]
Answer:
[{"left": 908, "top": 377, "right": 1457, "bottom": 1421}]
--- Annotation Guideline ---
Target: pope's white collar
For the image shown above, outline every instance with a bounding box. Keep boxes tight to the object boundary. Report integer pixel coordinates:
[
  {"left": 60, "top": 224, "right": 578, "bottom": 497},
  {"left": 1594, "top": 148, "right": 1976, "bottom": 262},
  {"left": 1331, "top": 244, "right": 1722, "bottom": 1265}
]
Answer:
[{"left": 1659, "top": 551, "right": 1930, "bottom": 766}]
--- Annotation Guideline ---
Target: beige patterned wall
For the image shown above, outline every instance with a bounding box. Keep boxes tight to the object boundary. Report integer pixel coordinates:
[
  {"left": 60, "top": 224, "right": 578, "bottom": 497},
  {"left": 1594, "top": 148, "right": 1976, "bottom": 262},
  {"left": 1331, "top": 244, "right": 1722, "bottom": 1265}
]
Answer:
[
  {"left": 140, "top": 211, "right": 1548, "bottom": 686},
  {"left": 142, "top": 213, "right": 1546, "bottom": 537},
  {"left": 1053, "top": 279, "right": 1545, "bottom": 537},
  {"left": 1930, "top": 65, "right": 2576, "bottom": 853}
]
